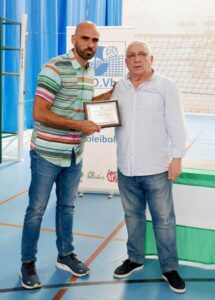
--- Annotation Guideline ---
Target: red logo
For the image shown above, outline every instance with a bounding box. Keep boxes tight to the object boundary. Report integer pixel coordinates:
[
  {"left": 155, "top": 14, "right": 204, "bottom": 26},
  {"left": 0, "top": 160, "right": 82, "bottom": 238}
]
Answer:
[{"left": 107, "top": 170, "right": 118, "bottom": 182}]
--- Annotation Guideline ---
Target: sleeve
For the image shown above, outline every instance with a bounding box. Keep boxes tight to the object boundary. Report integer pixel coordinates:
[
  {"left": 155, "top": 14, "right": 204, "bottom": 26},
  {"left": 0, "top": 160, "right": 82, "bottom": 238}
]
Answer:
[
  {"left": 111, "top": 81, "right": 120, "bottom": 100},
  {"left": 35, "top": 63, "right": 61, "bottom": 103},
  {"left": 164, "top": 80, "right": 187, "bottom": 158}
]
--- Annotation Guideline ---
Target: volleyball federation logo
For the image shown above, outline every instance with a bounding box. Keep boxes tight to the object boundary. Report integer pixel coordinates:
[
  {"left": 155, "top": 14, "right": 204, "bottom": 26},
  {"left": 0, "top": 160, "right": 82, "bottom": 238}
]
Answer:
[
  {"left": 93, "top": 44, "right": 124, "bottom": 77},
  {"left": 106, "top": 46, "right": 118, "bottom": 57}
]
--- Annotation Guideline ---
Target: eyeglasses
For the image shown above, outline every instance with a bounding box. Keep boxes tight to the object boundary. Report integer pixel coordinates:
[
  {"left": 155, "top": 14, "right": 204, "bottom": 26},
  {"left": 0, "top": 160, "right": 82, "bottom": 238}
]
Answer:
[{"left": 127, "top": 51, "right": 148, "bottom": 59}]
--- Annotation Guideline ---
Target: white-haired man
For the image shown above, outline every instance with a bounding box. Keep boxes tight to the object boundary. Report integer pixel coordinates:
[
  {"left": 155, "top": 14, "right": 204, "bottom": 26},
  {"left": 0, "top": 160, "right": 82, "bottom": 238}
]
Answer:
[{"left": 112, "top": 41, "right": 186, "bottom": 293}]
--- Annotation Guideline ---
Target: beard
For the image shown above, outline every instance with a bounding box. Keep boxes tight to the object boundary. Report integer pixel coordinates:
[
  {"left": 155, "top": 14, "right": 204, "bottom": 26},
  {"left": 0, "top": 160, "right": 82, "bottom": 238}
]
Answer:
[{"left": 75, "top": 43, "right": 96, "bottom": 60}]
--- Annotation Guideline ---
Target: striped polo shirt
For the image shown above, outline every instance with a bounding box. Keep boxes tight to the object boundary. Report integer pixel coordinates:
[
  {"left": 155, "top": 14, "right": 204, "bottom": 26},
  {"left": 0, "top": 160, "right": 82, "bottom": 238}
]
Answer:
[{"left": 31, "top": 50, "right": 94, "bottom": 167}]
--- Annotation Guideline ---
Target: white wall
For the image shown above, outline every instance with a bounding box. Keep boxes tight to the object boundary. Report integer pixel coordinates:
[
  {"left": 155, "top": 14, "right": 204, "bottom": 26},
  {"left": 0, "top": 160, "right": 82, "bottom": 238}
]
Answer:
[{"left": 122, "top": 0, "right": 215, "bottom": 34}]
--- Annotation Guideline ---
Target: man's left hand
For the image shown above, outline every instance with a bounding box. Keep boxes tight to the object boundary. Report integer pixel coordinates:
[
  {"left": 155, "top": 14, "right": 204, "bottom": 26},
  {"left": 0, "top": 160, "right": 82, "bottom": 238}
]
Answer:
[{"left": 168, "top": 158, "right": 182, "bottom": 181}]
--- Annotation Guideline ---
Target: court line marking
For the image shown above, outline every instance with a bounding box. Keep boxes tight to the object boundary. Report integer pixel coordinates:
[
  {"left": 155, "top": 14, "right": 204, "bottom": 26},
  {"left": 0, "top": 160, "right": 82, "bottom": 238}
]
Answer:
[
  {"left": 1, "top": 278, "right": 215, "bottom": 294},
  {"left": 0, "top": 189, "right": 126, "bottom": 298},
  {"left": 186, "top": 131, "right": 203, "bottom": 152},
  {"left": 52, "top": 219, "right": 126, "bottom": 300},
  {"left": 0, "top": 222, "right": 126, "bottom": 241},
  {"left": 0, "top": 189, "right": 28, "bottom": 205}
]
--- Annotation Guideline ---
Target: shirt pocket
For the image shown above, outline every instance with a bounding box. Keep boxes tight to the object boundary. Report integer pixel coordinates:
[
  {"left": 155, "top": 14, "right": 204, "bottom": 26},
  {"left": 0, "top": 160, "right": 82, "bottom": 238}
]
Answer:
[
  {"left": 138, "top": 90, "right": 165, "bottom": 114},
  {"left": 61, "top": 78, "right": 79, "bottom": 98}
]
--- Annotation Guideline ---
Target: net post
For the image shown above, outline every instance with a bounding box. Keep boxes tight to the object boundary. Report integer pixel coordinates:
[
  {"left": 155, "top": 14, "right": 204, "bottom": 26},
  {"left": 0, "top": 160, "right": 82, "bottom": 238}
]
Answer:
[{"left": 17, "top": 14, "right": 27, "bottom": 161}]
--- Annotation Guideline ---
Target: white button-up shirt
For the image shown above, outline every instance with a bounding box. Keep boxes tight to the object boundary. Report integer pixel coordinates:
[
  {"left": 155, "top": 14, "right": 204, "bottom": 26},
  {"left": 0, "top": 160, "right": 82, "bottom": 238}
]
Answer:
[{"left": 112, "top": 72, "right": 186, "bottom": 176}]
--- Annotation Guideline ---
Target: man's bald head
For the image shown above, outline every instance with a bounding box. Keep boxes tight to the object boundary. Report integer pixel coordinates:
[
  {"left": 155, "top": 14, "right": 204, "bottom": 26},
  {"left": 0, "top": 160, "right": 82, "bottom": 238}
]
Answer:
[
  {"left": 72, "top": 21, "right": 100, "bottom": 64},
  {"left": 74, "top": 21, "right": 99, "bottom": 37}
]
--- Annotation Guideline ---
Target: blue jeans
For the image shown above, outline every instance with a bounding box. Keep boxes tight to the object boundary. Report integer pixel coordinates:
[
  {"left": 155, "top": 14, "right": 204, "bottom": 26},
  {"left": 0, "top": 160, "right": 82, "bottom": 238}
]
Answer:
[
  {"left": 118, "top": 169, "right": 178, "bottom": 273},
  {"left": 21, "top": 150, "right": 82, "bottom": 263}
]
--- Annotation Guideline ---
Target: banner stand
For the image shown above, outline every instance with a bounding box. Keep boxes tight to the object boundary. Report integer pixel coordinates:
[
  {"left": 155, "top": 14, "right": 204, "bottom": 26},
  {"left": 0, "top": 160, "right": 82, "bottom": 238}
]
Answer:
[{"left": 67, "top": 26, "right": 135, "bottom": 195}]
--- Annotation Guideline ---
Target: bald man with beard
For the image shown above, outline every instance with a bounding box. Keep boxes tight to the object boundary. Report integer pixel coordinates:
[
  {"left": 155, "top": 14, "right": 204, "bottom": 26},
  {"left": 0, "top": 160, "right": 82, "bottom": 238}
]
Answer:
[{"left": 20, "top": 21, "right": 112, "bottom": 289}]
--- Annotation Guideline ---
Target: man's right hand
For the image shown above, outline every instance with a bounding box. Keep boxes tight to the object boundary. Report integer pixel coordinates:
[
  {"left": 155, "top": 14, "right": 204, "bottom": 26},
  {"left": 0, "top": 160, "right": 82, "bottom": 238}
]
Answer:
[{"left": 78, "top": 120, "right": 101, "bottom": 135}]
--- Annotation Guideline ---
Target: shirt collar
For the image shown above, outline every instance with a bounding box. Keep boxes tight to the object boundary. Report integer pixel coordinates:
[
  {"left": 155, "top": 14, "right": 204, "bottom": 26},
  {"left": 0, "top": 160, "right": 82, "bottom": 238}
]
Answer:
[
  {"left": 126, "top": 69, "right": 156, "bottom": 84},
  {"left": 68, "top": 49, "right": 90, "bottom": 70}
]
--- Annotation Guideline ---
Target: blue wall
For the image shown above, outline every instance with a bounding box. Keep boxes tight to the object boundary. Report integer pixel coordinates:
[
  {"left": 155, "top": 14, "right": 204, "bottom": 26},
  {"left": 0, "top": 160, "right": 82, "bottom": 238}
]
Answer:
[{"left": 0, "top": 0, "right": 122, "bottom": 131}]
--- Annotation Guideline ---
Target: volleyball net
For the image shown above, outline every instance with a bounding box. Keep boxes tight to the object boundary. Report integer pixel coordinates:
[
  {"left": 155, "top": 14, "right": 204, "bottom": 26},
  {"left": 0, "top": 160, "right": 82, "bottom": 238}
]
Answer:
[{"left": 137, "top": 34, "right": 215, "bottom": 113}]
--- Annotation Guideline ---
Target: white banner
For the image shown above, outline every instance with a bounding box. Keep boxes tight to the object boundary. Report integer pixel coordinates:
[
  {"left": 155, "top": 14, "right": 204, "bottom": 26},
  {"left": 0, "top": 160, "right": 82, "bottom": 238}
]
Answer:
[{"left": 67, "top": 26, "right": 135, "bottom": 194}]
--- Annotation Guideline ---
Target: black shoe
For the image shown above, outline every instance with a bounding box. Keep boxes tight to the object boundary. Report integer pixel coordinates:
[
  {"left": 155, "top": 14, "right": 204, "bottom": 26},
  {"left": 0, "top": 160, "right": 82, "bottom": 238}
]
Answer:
[
  {"left": 162, "top": 270, "right": 186, "bottom": 293},
  {"left": 113, "top": 259, "right": 143, "bottom": 278},
  {"left": 20, "top": 261, "right": 41, "bottom": 289}
]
